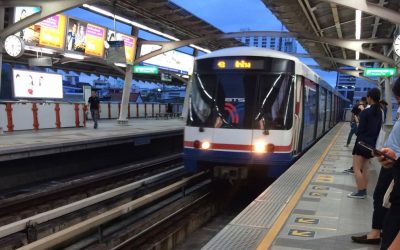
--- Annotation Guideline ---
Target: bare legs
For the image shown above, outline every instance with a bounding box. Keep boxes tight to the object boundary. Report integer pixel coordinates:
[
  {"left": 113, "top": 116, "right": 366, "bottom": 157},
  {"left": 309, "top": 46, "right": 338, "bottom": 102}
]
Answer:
[{"left": 352, "top": 155, "right": 369, "bottom": 190}]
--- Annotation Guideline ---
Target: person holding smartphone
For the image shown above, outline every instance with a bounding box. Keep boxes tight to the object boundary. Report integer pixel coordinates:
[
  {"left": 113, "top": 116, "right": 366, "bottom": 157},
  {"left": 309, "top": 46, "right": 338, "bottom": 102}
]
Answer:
[{"left": 348, "top": 88, "right": 382, "bottom": 199}]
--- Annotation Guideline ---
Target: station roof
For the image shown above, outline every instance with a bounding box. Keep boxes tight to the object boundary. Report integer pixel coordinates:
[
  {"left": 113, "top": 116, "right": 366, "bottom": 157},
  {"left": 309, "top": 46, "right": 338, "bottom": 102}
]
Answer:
[
  {"left": 262, "top": 0, "right": 400, "bottom": 70},
  {"left": 93, "top": 0, "right": 242, "bottom": 50}
]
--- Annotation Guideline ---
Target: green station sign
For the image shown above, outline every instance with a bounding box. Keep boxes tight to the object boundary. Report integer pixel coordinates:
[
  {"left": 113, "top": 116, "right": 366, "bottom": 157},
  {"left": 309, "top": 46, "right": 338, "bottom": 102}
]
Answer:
[
  {"left": 363, "top": 68, "right": 396, "bottom": 77},
  {"left": 133, "top": 65, "right": 159, "bottom": 74}
]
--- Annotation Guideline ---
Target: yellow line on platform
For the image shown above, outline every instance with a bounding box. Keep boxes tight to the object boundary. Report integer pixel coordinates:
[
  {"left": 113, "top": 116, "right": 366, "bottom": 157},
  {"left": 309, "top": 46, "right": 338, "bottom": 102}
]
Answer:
[{"left": 256, "top": 124, "right": 344, "bottom": 250}]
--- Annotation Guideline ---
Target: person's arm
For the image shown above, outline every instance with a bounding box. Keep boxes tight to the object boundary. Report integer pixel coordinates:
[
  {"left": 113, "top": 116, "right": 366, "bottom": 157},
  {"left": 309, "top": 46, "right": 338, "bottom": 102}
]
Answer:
[
  {"left": 377, "top": 148, "right": 398, "bottom": 168},
  {"left": 355, "top": 112, "right": 366, "bottom": 136},
  {"left": 388, "top": 232, "right": 400, "bottom": 250}
]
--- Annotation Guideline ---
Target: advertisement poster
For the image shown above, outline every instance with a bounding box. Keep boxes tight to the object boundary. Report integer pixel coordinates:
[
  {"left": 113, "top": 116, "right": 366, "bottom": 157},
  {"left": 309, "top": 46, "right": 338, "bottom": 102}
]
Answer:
[
  {"left": 14, "top": 7, "right": 41, "bottom": 45},
  {"left": 66, "top": 18, "right": 88, "bottom": 52},
  {"left": 107, "top": 31, "right": 137, "bottom": 64},
  {"left": 13, "top": 69, "right": 63, "bottom": 99},
  {"left": 39, "top": 15, "right": 66, "bottom": 49},
  {"left": 85, "top": 23, "right": 106, "bottom": 57},
  {"left": 140, "top": 44, "right": 194, "bottom": 75}
]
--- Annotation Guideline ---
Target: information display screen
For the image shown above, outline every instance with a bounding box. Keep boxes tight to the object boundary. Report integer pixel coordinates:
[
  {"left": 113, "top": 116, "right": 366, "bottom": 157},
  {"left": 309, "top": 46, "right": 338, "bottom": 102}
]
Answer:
[
  {"left": 13, "top": 69, "right": 63, "bottom": 99},
  {"left": 213, "top": 59, "right": 265, "bottom": 70}
]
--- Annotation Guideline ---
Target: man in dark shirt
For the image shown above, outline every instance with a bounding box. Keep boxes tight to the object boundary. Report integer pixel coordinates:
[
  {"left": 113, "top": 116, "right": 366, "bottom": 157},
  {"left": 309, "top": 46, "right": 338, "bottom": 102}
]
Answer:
[{"left": 88, "top": 90, "right": 100, "bottom": 129}]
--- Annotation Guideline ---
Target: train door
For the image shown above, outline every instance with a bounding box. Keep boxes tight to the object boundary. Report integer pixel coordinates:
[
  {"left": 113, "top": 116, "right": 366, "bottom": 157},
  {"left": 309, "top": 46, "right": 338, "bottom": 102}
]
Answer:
[
  {"left": 292, "top": 75, "right": 303, "bottom": 154},
  {"left": 325, "top": 92, "right": 332, "bottom": 129},
  {"left": 317, "top": 87, "right": 326, "bottom": 137},
  {"left": 300, "top": 79, "right": 318, "bottom": 150}
]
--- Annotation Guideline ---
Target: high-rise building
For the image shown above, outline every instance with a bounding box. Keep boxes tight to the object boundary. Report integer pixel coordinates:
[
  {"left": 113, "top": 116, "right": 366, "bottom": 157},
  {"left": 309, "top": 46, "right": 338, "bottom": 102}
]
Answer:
[
  {"left": 336, "top": 67, "right": 356, "bottom": 103},
  {"left": 236, "top": 32, "right": 297, "bottom": 53}
]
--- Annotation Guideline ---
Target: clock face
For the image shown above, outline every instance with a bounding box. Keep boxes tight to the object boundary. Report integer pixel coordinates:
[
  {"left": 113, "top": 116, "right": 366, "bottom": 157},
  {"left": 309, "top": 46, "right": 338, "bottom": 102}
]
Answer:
[
  {"left": 3, "top": 35, "right": 24, "bottom": 57},
  {"left": 394, "top": 35, "right": 400, "bottom": 57}
]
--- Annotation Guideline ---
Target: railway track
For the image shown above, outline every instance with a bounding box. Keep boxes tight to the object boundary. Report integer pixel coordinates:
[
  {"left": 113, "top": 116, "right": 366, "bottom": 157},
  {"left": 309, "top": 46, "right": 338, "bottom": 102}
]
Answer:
[{"left": 0, "top": 154, "right": 190, "bottom": 249}]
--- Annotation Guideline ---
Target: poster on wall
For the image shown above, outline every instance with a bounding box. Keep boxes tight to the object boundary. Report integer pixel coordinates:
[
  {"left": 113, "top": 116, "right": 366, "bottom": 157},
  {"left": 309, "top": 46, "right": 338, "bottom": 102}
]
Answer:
[
  {"left": 14, "top": 7, "right": 41, "bottom": 45},
  {"left": 107, "top": 31, "right": 137, "bottom": 64},
  {"left": 66, "top": 18, "right": 106, "bottom": 57},
  {"left": 38, "top": 15, "right": 67, "bottom": 49},
  {"left": 14, "top": 7, "right": 66, "bottom": 49},
  {"left": 140, "top": 44, "right": 194, "bottom": 75},
  {"left": 12, "top": 69, "right": 63, "bottom": 99}
]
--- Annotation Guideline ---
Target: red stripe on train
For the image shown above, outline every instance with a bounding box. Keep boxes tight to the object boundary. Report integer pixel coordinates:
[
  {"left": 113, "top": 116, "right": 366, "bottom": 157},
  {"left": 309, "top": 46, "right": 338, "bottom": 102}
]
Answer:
[{"left": 184, "top": 141, "right": 292, "bottom": 152}]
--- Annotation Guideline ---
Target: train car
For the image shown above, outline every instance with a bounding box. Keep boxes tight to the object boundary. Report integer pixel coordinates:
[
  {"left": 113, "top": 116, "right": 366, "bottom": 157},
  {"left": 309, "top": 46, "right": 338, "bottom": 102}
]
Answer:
[{"left": 184, "top": 47, "right": 348, "bottom": 179}]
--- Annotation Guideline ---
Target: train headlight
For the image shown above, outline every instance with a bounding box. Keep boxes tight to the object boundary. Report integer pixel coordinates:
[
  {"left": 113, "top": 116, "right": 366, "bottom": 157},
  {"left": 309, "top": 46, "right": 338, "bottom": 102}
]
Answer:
[
  {"left": 201, "top": 141, "right": 211, "bottom": 150},
  {"left": 254, "top": 142, "right": 266, "bottom": 153}
]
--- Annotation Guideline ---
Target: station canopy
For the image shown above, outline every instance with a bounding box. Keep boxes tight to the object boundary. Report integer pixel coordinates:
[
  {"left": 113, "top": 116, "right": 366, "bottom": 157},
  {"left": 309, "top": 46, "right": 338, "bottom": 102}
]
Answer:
[{"left": 262, "top": 0, "right": 400, "bottom": 70}]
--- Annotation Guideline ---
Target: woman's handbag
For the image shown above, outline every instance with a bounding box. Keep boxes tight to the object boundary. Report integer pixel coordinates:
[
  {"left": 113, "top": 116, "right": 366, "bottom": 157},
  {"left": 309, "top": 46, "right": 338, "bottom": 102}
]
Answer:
[{"left": 383, "top": 180, "right": 394, "bottom": 209}]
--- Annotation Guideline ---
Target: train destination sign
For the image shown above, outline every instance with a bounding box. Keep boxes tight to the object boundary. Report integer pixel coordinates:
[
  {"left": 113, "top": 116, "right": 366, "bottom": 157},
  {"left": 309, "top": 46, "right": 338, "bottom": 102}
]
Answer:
[
  {"left": 364, "top": 68, "right": 396, "bottom": 77},
  {"left": 133, "top": 65, "right": 159, "bottom": 74},
  {"left": 214, "top": 59, "right": 264, "bottom": 70}
]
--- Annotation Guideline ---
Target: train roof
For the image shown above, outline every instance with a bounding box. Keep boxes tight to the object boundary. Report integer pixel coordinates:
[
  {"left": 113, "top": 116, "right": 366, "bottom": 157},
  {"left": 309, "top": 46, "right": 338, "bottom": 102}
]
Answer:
[{"left": 196, "top": 47, "right": 347, "bottom": 100}]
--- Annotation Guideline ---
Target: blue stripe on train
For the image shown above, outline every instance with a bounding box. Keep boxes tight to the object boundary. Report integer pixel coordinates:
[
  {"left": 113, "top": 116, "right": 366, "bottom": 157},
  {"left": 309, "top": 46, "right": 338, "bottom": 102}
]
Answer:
[{"left": 183, "top": 148, "right": 295, "bottom": 178}]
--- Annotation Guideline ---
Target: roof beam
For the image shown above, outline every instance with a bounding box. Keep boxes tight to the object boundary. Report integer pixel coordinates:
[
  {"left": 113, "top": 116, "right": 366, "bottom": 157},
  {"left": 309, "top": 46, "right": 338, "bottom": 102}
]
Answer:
[
  {"left": 369, "top": 0, "right": 387, "bottom": 50},
  {"left": 337, "top": 69, "right": 379, "bottom": 85},
  {"left": 318, "top": 0, "right": 400, "bottom": 25},
  {"left": 330, "top": 3, "right": 347, "bottom": 59}
]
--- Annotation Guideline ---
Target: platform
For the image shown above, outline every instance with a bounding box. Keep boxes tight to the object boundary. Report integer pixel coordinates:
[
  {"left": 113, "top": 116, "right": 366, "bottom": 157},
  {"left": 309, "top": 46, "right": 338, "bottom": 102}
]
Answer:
[
  {"left": 203, "top": 123, "right": 382, "bottom": 250},
  {"left": 0, "top": 119, "right": 184, "bottom": 161}
]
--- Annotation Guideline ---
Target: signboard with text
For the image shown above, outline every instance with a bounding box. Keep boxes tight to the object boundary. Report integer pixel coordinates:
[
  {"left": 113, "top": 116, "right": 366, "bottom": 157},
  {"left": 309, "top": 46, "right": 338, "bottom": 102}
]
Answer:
[
  {"left": 140, "top": 44, "right": 194, "bottom": 75},
  {"left": 133, "top": 65, "right": 159, "bottom": 74},
  {"left": 364, "top": 68, "right": 396, "bottom": 77}
]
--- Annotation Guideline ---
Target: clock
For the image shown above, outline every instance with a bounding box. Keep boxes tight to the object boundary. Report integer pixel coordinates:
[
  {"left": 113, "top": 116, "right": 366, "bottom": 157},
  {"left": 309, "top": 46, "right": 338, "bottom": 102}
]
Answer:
[
  {"left": 394, "top": 35, "right": 400, "bottom": 57},
  {"left": 3, "top": 35, "right": 25, "bottom": 57}
]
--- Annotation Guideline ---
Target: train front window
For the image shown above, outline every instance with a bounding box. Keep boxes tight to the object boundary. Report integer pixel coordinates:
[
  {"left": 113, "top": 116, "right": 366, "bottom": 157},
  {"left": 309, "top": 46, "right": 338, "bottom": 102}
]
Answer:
[
  {"left": 255, "top": 74, "right": 294, "bottom": 130},
  {"left": 188, "top": 73, "right": 256, "bottom": 129}
]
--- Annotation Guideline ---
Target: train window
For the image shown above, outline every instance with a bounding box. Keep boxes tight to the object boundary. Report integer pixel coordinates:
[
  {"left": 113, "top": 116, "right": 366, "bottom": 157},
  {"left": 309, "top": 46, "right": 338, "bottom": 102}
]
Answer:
[
  {"left": 255, "top": 74, "right": 294, "bottom": 130},
  {"left": 187, "top": 73, "right": 257, "bottom": 129}
]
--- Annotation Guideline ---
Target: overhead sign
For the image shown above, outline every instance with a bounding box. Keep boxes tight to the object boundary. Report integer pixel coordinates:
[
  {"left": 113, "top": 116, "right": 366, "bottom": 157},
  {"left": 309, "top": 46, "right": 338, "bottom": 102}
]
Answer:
[
  {"left": 14, "top": 7, "right": 41, "bottom": 45},
  {"left": 107, "top": 31, "right": 137, "bottom": 65},
  {"left": 13, "top": 69, "right": 63, "bottom": 99},
  {"left": 364, "top": 68, "right": 396, "bottom": 77},
  {"left": 106, "top": 40, "right": 126, "bottom": 64},
  {"left": 140, "top": 44, "right": 194, "bottom": 75},
  {"left": 133, "top": 65, "right": 159, "bottom": 74}
]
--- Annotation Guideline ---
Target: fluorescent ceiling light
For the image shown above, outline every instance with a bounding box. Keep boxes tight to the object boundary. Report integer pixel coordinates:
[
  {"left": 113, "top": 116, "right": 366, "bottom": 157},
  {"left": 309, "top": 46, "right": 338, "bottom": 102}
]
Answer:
[
  {"left": 25, "top": 45, "right": 55, "bottom": 55},
  {"left": 114, "top": 62, "right": 127, "bottom": 67},
  {"left": 82, "top": 4, "right": 211, "bottom": 54},
  {"left": 355, "top": 10, "right": 361, "bottom": 60},
  {"left": 64, "top": 53, "right": 85, "bottom": 60}
]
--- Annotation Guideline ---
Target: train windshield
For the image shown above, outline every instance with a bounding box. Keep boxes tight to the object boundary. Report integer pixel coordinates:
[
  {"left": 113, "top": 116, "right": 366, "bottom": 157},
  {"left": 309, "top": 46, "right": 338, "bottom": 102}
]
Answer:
[{"left": 188, "top": 73, "right": 294, "bottom": 130}]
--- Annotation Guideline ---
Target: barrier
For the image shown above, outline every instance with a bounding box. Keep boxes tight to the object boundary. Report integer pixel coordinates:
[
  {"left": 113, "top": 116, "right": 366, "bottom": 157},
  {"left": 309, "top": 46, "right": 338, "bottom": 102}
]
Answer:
[{"left": 0, "top": 102, "right": 183, "bottom": 132}]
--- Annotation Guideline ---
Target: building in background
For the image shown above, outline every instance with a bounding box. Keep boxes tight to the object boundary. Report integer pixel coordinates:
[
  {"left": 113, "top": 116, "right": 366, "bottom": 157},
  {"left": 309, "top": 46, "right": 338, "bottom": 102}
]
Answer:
[
  {"left": 335, "top": 67, "right": 356, "bottom": 103},
  {"left": 236, "top": 29, "right": 297, "bottom": 53}
]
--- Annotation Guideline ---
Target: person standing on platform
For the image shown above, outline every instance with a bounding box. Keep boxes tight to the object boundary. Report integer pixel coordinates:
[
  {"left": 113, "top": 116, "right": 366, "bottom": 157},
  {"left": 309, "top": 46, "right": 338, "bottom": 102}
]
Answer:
[
  {"left": 351, "top": 78, "right": 400, "bottom": 245},
  {"left": 346, "top": 100, "right": 361, "bottom": 147},
  {"left": 88, "top": 90, "right": 100, "bottom": 129},
  {"left": 348, "top": 89, "right": 382, "bottom": 199}
]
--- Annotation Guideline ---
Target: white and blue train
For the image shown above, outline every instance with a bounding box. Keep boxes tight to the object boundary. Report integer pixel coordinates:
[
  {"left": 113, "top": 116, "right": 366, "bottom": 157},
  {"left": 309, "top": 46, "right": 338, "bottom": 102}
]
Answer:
[{"left": 184, "top": 47, "right": 349, "bottom": 179}]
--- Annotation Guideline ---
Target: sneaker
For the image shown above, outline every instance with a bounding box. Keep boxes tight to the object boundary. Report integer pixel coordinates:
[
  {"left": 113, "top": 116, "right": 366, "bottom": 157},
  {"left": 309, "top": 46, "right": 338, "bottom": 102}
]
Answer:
[
  {"left": 342, "top": 167, "right": 354, "bottom": 174},
  {"left": 347, "top": 191, "right": 366, "bottom": 199},
  {"left": 351, "top": 234, "right": 381, "bottom": 245}
]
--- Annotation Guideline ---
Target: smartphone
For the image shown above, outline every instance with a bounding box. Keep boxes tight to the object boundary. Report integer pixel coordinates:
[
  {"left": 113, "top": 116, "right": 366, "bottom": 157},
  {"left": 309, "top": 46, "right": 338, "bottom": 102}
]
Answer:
[{"left": 358, "top": 141, "right": 397, "bottom": 162}]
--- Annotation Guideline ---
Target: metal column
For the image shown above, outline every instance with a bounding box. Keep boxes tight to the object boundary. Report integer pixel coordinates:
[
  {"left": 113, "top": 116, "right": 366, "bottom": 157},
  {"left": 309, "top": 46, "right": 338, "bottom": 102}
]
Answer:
[
  {"left": 0, "top": 7, "right": 4, "bottom": 97},
  {"left": 117, "top": 26, "right": 139, "bottom": 124},
  {"left": 384, "top": 75, "right": 393, "bottom": 125},
  {"left": 182, "top": 49, "right": 198, "bottom": 119}
]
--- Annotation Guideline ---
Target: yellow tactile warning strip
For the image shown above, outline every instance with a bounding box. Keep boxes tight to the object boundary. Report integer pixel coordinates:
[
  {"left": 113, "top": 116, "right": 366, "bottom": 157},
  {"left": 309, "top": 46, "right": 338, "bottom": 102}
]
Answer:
[{"left": 256, "top": 123, "right": 344, "bottom": 250}]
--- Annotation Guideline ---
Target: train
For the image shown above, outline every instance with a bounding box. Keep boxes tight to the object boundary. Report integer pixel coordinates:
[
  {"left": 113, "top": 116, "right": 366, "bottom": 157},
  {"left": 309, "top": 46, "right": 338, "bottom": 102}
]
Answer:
[{"left": 183, "top": 47, "right": 349, "bottom": 179}]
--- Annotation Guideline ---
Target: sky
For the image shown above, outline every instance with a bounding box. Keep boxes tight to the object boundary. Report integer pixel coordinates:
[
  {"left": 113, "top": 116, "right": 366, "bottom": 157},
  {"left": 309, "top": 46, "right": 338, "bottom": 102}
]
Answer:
[{"left": 171, "top": 0, "right": 338, "bottom": 86}]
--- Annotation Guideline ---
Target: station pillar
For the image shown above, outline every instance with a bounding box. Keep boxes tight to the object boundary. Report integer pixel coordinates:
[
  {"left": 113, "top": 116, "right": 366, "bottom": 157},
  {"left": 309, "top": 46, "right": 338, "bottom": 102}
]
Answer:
[
  {"left": 383, "top": 63, "right": 393, "bottom": 125},
  {"left": 182, "top": 49, "right": 199, "bottom": 119},
  {"left": 0, "top": 7, "right": 4, "bottom": 97},
  {"left": 117, "top": 65, "right": 132, "bottom": 124}
]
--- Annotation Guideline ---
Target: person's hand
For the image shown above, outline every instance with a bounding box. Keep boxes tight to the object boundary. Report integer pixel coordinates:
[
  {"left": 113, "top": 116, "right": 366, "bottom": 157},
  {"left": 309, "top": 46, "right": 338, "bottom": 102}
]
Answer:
[{"left": 377, "top": 148, "right": 396, "bottom": 168}]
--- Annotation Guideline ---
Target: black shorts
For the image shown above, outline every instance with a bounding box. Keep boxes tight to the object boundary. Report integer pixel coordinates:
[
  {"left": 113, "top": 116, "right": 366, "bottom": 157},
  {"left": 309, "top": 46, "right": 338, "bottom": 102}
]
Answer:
[{"left": 352, "top": 140, "right": 373, "bottom": 159}]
